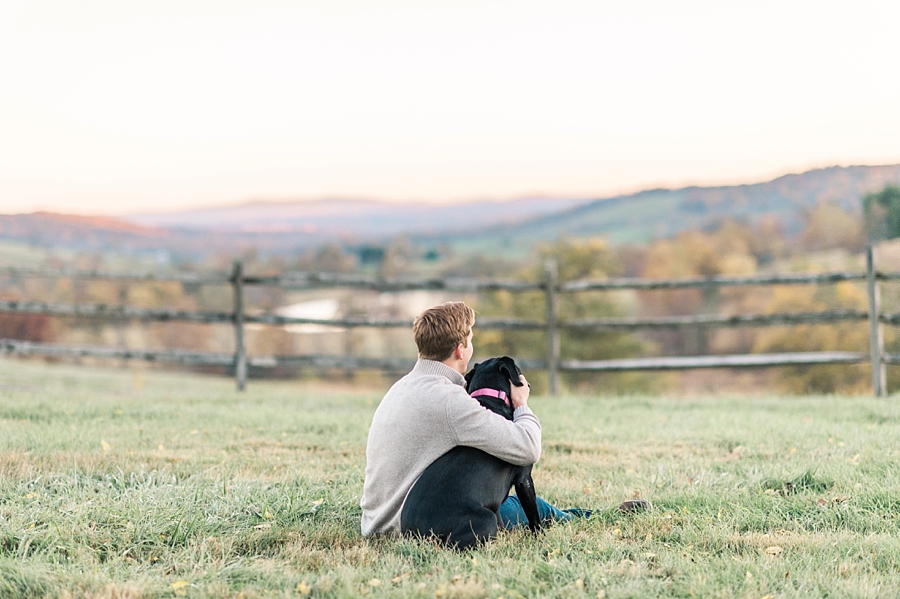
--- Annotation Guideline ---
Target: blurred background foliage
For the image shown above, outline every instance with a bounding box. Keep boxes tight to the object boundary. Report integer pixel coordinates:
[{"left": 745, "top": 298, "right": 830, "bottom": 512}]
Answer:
[{"left": 1, "top": 186, "right": 898, "bottom": 395}]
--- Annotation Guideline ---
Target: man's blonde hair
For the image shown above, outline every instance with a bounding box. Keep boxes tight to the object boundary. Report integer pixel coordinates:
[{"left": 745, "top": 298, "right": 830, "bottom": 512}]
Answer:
[{"left": 413, "top": 301, "right": 475, "bottom": 361}]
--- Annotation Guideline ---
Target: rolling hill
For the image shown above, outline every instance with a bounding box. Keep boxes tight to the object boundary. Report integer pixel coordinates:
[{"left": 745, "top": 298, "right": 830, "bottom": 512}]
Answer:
[
  {"left": 423, "top": 164, "right": 900, "bottom": 256},
  {"left": 126, "top": 196, "right": 587, "bottom": 236},
  {"left": 1, "top": 164, "right": 898, "bottom": 262}
]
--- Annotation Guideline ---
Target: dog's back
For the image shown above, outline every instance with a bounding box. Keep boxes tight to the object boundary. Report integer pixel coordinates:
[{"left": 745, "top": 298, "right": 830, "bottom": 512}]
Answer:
[
  {"left": 400, "top": 446, "right": 524, "bottom": 548},
  {"left": 399, "top": 357, "right": 541, "bottom": 549}
]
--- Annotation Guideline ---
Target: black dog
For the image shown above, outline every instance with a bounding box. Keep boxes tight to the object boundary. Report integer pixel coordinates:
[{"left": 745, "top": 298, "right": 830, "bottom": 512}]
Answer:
[{"left": 399, "top": 356, "right": 542, "bottom": 549}]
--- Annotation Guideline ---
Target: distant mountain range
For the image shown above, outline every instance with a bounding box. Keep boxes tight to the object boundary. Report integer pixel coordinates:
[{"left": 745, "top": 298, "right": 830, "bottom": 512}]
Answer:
[
  {"left": 2, "top": 164, "right": 898, "bottom": 261},
  {"left": 0, "top": 196, "right": 589, "bottom": 260},
  {"left": 126, "top": 196, "right": 588, "bottom": 236}
]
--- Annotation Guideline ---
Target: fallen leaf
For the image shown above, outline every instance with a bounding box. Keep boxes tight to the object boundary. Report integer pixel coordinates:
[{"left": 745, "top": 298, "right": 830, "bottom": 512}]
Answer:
[
  {"left": 368, "top": 578, "right": 382, "bottom": 587},
  {"left": 101, "top": 441, "right": 111, "bottom": 453},
  {"left": 171, "top": 580, "right": 189, "bottom": 596}
]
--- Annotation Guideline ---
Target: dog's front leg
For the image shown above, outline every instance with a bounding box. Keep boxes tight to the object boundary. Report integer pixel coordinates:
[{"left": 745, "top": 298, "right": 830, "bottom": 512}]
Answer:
[{"left": 514, "top": 468, "right": 542, "bottom": 534}]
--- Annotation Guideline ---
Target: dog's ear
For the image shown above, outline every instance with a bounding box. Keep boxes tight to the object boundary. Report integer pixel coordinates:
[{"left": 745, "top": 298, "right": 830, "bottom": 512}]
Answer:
[
  {"left": 499, "top": 356, "right": 524, "bottom": 386},
  {"left": 464, "top": 363, "right": 479, "bottom": 390}
]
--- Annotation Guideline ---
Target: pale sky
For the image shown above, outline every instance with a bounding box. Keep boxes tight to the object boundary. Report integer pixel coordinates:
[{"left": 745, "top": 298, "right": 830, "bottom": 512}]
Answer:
[{"left": 2, "top": 0, "right": 899, "bottom": 216}]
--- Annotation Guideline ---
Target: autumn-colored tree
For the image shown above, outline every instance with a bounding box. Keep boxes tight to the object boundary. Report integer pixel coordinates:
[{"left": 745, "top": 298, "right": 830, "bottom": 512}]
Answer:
[
  {"left": 378, "top": 237, "right": 414, "bottom": 277},
  {"left": 638, "top": 227, "right": 759, "bottom": 356},
  {"left": 800, "top": 201, "right": 866, "bottom": 252},
  {"left": 295, "top": 243, "right": 356, "bottom": 273},
  {"left": 0, "top": 312, "right": 53, "bottom": 342},
  {"left": 747, "top": 216, "right": 788, "bottom": 266},
  {"left": 440, "top": 251, "right": 525, "bottom": 279},
  {"left": 753, "top": 282, "right": 870, "bottom": 394}
]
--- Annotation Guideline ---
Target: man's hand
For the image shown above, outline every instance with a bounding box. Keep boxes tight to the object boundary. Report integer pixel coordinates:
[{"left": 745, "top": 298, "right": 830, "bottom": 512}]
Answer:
[{"left": 509, "top": 374, "right": 531, "bottom": 409}]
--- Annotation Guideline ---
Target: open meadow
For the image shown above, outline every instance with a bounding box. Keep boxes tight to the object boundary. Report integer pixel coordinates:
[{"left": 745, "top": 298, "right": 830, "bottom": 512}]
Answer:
[{"left": 2, "top": 358, "right": 900, "bottom": 598}]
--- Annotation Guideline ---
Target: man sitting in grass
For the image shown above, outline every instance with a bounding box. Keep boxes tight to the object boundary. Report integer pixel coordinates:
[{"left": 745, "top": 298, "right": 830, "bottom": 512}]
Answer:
[{"left": 360, "top": 301, "right": 592, "bottom": 538}]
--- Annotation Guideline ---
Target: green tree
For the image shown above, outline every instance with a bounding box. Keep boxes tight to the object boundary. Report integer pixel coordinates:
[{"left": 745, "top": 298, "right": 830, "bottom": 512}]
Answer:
[
  {"left": 473, "top": 237, "right": 651, "bottom": 394},
  {"left": 863, "top": 185, "right": 900, "bottom": 241}
]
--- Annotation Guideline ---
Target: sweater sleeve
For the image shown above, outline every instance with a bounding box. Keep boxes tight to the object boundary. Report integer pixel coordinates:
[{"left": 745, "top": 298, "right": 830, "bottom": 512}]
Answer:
[{"left": 446, "top": 388, "right": 542, "bottom": 466}]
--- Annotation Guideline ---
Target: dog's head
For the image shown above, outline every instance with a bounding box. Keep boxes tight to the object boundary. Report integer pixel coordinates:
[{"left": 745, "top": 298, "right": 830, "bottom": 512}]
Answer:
[{"left": 464, "top": 356, "right": 524, "bottom": 419}]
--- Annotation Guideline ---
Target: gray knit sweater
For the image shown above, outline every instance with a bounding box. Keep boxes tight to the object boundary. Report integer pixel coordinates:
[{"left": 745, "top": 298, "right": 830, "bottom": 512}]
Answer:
[{"left": 360, "top": 358, "right": 542, "bottom": 536}]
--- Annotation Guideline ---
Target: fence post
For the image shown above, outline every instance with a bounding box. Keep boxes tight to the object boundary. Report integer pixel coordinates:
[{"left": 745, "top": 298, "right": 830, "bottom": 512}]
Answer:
[
  {"left": 545, "top": 260, "right": 560, "bottom": 396},
  {"left": 117, "top": 282, "right": 129, "bottom": 367},
  {"left": 866, "top": 245, "right": 886, "bottom": 396},
  {"left": 231, "top": 260, "right": 247, "bottom": 392}
]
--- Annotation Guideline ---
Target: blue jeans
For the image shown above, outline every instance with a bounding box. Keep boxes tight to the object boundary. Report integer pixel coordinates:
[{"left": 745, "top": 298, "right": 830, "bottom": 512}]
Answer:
[{"left": 498, "top": 495, "right": 573, "bottom": 529}]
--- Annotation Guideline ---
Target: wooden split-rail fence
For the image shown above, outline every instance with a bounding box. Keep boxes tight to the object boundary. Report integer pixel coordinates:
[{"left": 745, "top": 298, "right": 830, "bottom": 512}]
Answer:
[{"left": 0, "top": 247, "right": 896, "bottom": 395}]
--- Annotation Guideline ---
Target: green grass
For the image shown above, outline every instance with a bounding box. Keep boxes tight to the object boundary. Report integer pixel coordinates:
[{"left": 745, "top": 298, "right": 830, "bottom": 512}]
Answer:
[{"left": 2, "top": 359, "right": 900, "bottom": 598}]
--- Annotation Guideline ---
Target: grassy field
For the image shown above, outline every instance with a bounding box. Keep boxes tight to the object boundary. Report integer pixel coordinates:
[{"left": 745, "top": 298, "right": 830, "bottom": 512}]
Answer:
[{"left": 2, "top": 359, "right": 900, "bottom": 598}]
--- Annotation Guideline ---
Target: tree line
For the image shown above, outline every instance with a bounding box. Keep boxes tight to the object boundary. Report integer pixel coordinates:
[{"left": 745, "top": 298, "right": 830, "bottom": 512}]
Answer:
[{"left": 1, "top": 187, "right": 898, "bottom": 394}]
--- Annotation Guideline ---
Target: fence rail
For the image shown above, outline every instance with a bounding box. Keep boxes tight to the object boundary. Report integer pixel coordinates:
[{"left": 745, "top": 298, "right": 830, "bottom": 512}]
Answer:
[
  {"left": 0, "top": 247, "right": 895, "bottom": 395},
  {"left": 5, "top": 302, "right": 894, "bottom": 331},
  {"left": 561, "top": 272, "right": 870, "bottom": 291},
  {"left": 8, "top": 265, "right": 899, "bottom": 291},
  {"left": 0, "top": 300, "right": 235, "bottom": 324},
  {"left": 0, "top": 338, "right": 235, "bottom": 365},
  {"left": 0, "top": 266, "right": 544, "bottom": 291}
]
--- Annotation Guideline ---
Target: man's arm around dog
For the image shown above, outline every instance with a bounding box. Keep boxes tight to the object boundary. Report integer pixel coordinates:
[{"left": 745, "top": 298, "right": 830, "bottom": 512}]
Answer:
[{"left": 360, "top": 359, "right": 541, "bottom": 536}]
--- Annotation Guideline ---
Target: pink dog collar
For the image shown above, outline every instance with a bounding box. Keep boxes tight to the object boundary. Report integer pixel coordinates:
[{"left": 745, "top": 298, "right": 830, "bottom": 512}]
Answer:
[{"left": 469, "top": 388, "right": 510, "bottom": 406}]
